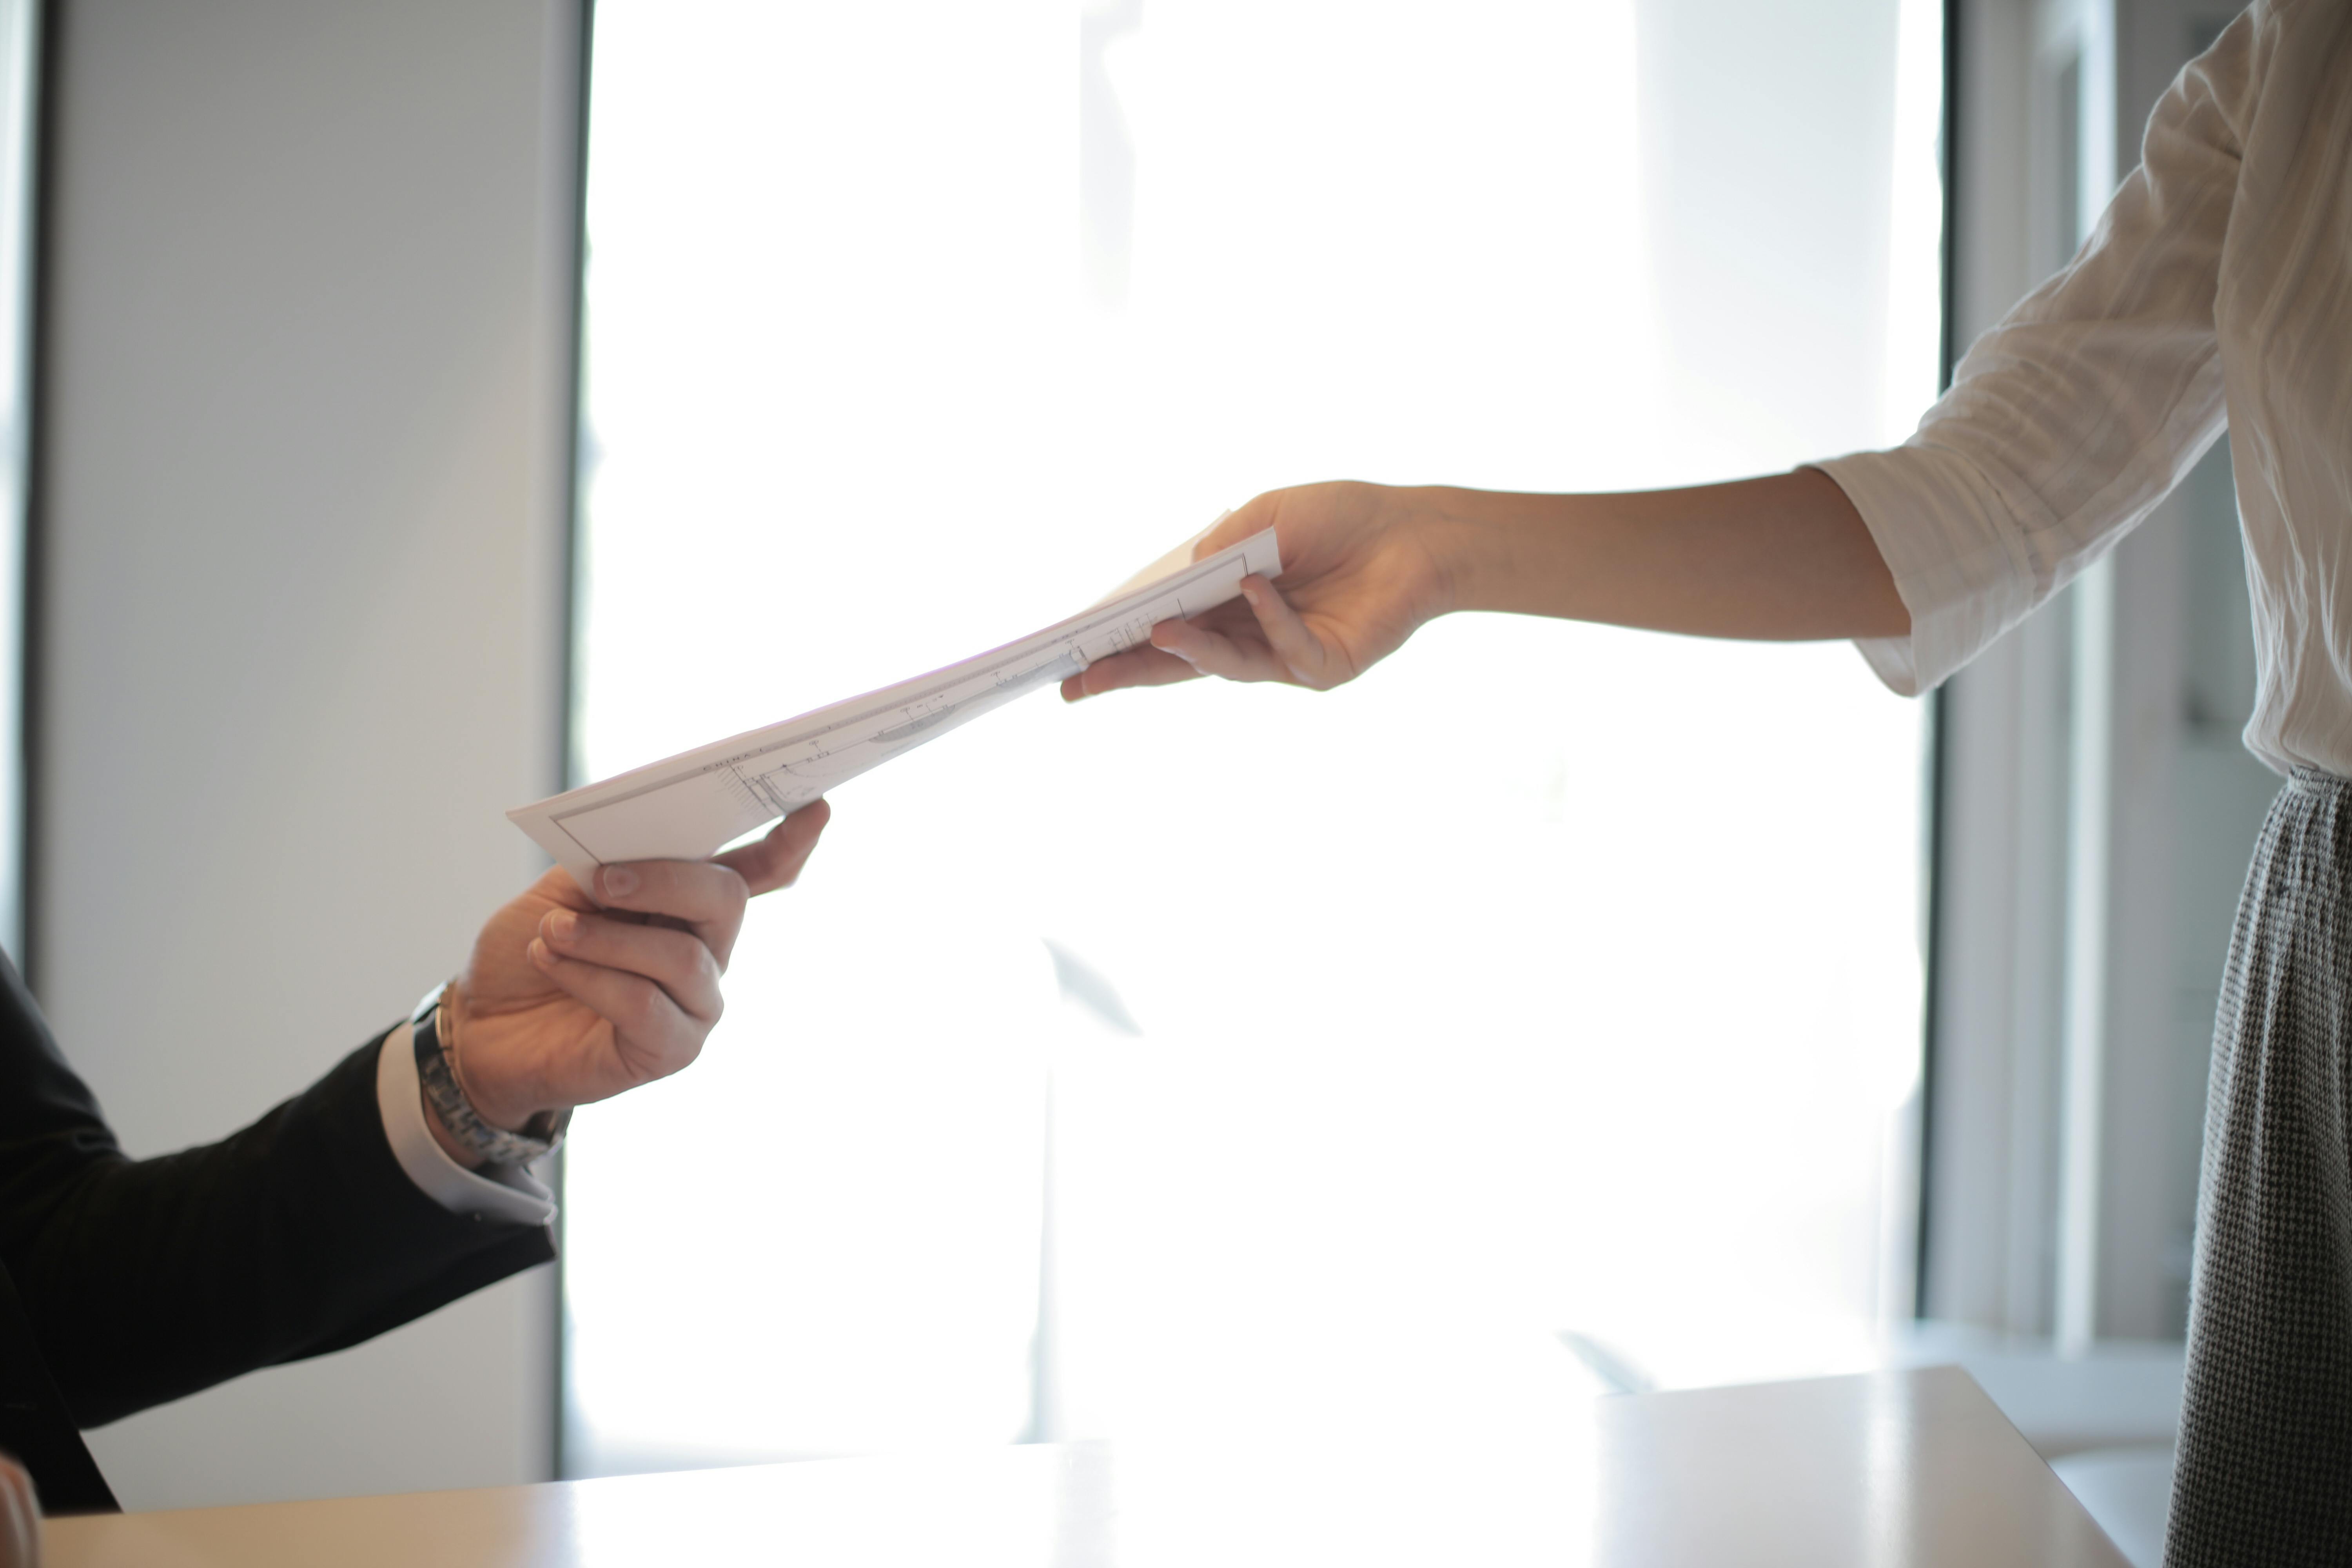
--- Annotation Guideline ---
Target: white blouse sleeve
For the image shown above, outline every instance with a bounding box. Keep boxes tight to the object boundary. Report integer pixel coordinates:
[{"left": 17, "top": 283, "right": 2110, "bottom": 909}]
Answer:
[{"left": 1812, "top": 4, "right": 2265, "bottom": 695}]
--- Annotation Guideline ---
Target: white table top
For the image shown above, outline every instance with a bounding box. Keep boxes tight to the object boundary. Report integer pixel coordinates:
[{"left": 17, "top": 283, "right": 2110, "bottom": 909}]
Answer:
[{"left": 47, "top": 1366, "right": 2128, "bottom": 1567}]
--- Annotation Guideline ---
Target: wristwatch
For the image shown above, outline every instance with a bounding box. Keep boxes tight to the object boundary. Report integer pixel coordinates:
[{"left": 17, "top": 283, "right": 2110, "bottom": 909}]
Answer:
[{"left": 412, "top": 982, "right": 570, "bottom": 1167}]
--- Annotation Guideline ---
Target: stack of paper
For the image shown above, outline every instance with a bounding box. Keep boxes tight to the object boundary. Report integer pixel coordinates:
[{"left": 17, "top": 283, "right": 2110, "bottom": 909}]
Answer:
[{"left": 508, "top": 527, "right": 1281, "bottom": 894}]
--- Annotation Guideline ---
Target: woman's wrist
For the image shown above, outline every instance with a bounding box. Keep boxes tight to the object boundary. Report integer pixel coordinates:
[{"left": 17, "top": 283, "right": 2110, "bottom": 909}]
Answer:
[
  {"left": 1391, "top": 486, "right": 1470, "bottom": 617},
  {"left": 1394, "top": 484, "right": 1568, "bottom": 619}
]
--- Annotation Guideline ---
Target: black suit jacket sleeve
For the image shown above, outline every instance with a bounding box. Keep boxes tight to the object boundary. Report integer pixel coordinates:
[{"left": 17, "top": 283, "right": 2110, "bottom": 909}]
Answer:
[{"left": 0, "top": 958, "right": 556, "bottom": 1428}]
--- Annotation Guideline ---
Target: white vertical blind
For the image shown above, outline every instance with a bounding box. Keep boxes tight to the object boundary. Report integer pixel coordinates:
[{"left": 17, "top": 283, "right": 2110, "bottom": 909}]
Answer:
[
  {"left": 0, "top": 0, "right": 35, "bottom": 969},
  {"left": 566, "top": 0, "right": 1940, "bottom": 1474}
]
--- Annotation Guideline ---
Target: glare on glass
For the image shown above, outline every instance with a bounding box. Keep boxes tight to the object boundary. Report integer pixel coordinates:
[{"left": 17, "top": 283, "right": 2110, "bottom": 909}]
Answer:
[{"left": 565, "top": 0, "right": 1944, "bottom": 1477}]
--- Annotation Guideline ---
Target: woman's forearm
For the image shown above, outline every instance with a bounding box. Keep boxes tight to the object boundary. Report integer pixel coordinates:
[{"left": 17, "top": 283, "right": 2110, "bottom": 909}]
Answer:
[
  {"left": 1064, "top": 470, "right": 1910, "bottom": 700},
  {"left": 1415, "top": 468, "right": 1910, "bottom": 642}
]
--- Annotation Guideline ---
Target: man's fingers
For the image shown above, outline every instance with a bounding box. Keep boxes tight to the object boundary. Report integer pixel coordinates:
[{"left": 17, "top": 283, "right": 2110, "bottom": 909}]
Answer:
[
  {"left": 1061, "top": 646, "right": 1202, "bottom": 702},
  {"left": 1237, "top": 575, "right": 1336, "bottom": 686},
  {"left": 592, "top": 858, "right": 748, "bottom": 963},
  {"left": 539, "top": 909, "right": 722, "bottom": 1022},
  {"left": 713, "top": 799, "right": 831, "bottom": 898},
  {"left": 527, "top": 940, "right": 701, "bottom": 1078},
  {"left": 569, "top": 800, "right": 823, "bottom": 981}
]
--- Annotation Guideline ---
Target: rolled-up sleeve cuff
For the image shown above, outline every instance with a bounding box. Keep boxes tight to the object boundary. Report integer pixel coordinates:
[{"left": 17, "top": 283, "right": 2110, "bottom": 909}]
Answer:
[
  {"left": 1810, "top": 446, "right": 2039, "bottom": 696},
  {"left": 375, "top": 1022, "right": 558, "bottom": 1227}
]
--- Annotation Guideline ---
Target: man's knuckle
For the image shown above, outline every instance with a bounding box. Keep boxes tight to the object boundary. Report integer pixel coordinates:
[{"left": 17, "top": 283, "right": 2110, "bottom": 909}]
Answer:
[{"left": 623, "top": 980, "right": 666, "bottom": 1027}]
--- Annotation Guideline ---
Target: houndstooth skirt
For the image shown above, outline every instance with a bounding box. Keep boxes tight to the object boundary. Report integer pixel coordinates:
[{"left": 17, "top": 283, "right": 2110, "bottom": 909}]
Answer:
[{"left": 2167, "top": 768, "right": 2352, "bottom": 1566}]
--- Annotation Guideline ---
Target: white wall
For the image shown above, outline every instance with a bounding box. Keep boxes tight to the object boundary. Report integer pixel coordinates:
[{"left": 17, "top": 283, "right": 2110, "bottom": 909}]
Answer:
[{"left": 34, "top": 0, "right": 581, "bottom": 1509}]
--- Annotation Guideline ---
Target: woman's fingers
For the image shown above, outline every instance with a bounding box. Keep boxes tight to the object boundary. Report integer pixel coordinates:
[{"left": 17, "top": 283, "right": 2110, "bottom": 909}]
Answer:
[
  {"left": 1061, "top": 645, "right": 1202, "bottom": 702},
  {"left": 1151, "top": 619, "right": 1272, "bottom": 681},
  {"left": 1069, "top": 572, "right": 1336, "bottom": 697},
  {"left": 713, "top": 799, "right": 830, "bottom": 897},
  {"left": 1236, "top": 575, "right": 1339, "bottom": 686},
  {"left": 528, "top": 939, "right": 703, "bottom": 1078},
  {"left": 1150, "top": 579, "right": 1343, "bottom": 686},
  {"left": 539, "top": 909, "right": 722, "bottom": 1022}
]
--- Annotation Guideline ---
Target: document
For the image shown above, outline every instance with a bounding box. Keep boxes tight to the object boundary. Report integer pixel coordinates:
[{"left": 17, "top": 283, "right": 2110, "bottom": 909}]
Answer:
[{"left": 508, "top": 526, "right": 1281, "bottom": 894}]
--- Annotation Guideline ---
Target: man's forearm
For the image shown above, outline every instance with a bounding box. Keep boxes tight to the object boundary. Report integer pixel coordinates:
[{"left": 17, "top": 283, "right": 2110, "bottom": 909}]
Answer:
[
  {"left": 1414, "top": 468, "right": 1911, "bottom": 642},
  {"left": 30, "top": 1040, "right": 553, "bottom": 1426}
]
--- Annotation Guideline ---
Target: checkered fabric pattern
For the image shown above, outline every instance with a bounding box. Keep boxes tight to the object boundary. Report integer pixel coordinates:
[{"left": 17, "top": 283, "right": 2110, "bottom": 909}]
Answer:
[{"left": 2168, "top": 770, "right": 2352, "bottom": 1566}]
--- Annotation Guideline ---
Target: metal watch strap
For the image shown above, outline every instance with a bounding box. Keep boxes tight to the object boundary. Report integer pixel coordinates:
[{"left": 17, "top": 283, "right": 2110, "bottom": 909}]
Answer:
[{"left": 412, "top": 984, "right": 569, "bottom": 1167}]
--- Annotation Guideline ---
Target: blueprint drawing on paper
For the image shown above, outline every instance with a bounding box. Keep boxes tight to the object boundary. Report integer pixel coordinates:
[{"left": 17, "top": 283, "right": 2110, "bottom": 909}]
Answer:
[{"left": 508, "top": 527, "right": 1280, "bottom": 895}]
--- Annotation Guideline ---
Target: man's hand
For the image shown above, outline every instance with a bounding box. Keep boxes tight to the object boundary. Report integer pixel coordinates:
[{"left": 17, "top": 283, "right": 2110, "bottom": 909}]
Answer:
[
  {"left": 1060, "top": 482, "right": 1459, "bottom": 702},
  {"left": 424, "top": 800, "right": 831, "bottom": 1162}
]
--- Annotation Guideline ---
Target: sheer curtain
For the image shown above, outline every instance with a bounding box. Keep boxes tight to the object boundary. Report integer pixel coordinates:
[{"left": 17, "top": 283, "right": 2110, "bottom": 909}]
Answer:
[{"left": 563, "top": 0, "right": 1942, "bottom": 1475}]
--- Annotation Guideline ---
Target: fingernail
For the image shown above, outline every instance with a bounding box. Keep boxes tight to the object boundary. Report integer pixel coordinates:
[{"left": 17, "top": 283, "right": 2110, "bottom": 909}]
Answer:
[
  {"left": 600, "top": 865, "right": 639, "bottom": 898},
  {"left": 528, "top": 937, "right": 553, "bottom": 966},
  {"left": 547, "top": 909, "right": 579, "bottom": 942}
]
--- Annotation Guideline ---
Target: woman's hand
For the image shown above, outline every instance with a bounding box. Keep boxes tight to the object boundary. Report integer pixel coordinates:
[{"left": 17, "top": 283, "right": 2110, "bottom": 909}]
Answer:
[
  {"left": 425, "top": 800, "right": 832, "bottom": 1161},
  {"left": 1061, "top": 482, "right": 1459, "bottom": 701},
  {"left": 1060, "top": 470, "right": 1906, "bottom": 708}
]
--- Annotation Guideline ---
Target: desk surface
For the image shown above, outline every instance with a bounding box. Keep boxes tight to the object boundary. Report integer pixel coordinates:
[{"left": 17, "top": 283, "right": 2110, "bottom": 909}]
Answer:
[{"left": 48, "top": 1367, "right": 2128, "bottom": 1567}]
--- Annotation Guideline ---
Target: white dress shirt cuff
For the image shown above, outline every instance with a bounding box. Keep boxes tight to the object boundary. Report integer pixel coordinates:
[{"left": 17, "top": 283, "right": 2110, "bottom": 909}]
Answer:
[
  {"left": 1811, "top": 446, "right": 2041, "bottom": 698},
  {"left": 375, "top": 1022, "right": 558, "bottom": 1226}
]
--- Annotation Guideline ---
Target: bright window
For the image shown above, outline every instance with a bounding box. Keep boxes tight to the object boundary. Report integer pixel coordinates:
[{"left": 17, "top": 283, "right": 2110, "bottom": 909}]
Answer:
[{"left": 564, "top": 0, "right": 1941, "bottom": 1475}]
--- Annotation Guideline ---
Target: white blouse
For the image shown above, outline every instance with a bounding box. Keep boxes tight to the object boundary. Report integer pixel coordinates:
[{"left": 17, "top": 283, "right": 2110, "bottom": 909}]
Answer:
[{"left": 1817, "top": 0, "right": 2352, "bottom": 778}]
